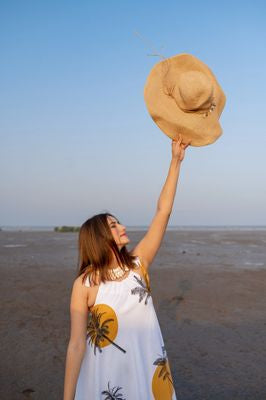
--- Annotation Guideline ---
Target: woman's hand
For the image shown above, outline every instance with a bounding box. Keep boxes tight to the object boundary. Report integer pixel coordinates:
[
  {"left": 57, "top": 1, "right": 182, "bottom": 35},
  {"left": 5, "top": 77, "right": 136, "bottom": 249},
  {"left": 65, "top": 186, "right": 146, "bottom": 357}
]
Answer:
[{"left": 171, "top": 134, "right": 191, "bottom": 162}]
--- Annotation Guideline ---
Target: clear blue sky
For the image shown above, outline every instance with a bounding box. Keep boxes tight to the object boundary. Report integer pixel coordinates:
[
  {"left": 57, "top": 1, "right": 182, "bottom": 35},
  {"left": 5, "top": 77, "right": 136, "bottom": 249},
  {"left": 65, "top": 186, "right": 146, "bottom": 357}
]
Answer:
[{"left": 1, "top": 0, "right": 266, "bottom": 227}]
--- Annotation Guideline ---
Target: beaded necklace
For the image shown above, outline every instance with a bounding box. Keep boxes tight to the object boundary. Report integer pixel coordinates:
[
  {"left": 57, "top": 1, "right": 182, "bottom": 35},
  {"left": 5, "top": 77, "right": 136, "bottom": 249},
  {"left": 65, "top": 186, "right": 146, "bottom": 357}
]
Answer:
[{"left": 107, "top": 264, "right": 130, "bottom": 280}]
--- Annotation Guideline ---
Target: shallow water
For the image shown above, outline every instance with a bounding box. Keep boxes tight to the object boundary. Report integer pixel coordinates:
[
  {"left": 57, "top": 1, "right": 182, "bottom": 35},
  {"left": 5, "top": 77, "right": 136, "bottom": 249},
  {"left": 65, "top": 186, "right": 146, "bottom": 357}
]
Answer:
[{"left": 1, "top": 229, "right": 266, "bottom": 271}]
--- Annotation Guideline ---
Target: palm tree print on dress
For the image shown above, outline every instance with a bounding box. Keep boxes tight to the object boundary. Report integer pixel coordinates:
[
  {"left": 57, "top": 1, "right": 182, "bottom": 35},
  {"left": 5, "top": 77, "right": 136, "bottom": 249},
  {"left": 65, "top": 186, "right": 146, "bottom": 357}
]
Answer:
[
  {"left": 87, "top": 304, "right": 126, "bottom": 355},
  {"left": 131, "top": 274, "right": 151, "bottom": 305},
  {"left": 101, "top": 381, "right": 126, "bottom": 400},
  {"left": 152, "top": 345, "right": 175, "bottom": 400}
]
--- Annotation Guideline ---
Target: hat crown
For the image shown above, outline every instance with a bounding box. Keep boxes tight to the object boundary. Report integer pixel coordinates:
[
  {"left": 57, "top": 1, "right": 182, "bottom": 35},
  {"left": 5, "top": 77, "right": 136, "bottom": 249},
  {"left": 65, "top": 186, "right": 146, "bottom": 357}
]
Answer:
[{"left": 173, "top": 71, "right": 214, "bottom": 112}]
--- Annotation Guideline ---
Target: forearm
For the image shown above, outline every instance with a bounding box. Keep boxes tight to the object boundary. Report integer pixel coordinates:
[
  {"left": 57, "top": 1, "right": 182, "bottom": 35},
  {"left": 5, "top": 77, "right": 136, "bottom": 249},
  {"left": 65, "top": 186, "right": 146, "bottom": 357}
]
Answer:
[
  {"left": 63, "top": 343, "right": 86, "bottom": 400},
  {"left": 157, "top": 157, "right": 181, "bottom": 214}
]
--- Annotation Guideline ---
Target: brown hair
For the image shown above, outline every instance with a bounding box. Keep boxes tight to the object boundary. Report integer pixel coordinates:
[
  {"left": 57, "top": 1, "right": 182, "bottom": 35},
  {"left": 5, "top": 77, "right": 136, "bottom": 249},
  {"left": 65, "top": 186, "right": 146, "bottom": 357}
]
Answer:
[{"left": 77, "top": 212, "right": 137, "bottom": 286}]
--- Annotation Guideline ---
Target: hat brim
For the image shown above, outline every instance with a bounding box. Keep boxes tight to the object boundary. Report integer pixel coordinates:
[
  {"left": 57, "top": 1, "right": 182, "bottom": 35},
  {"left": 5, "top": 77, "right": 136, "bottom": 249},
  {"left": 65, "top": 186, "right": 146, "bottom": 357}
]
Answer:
[{"left": 144, "top": 53, "right": 226, "bottom": 146}]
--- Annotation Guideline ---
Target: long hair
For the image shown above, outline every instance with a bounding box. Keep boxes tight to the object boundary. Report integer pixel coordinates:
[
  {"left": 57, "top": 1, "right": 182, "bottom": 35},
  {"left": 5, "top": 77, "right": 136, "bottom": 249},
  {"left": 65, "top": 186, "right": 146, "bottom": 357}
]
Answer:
[{"left": 77, "top": 212, "right": 137, "bottom": 286}]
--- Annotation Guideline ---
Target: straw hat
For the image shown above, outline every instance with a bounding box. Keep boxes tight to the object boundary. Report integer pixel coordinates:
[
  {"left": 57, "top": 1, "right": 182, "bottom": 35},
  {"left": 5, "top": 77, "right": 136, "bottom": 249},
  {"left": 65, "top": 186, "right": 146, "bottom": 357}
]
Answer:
[{"left": 144, "top": 53, "right": 226, "bottom": 146}]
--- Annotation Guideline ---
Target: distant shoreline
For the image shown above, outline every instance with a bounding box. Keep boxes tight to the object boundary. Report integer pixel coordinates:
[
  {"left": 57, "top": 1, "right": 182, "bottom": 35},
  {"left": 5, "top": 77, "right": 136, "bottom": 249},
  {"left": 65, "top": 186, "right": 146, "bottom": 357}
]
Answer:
[{"left": 1, "top": 225, "right": 266, "bottom": 232}]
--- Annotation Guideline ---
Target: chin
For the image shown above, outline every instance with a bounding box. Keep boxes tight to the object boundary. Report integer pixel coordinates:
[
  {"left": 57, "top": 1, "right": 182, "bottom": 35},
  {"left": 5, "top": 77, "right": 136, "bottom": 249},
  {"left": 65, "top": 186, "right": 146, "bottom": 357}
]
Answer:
[
  {"left": 119, "top": 238, "right": 130, "bottom": 249},
  {"left": 120, "top": 236, "right": 130, "bottom": 243}
]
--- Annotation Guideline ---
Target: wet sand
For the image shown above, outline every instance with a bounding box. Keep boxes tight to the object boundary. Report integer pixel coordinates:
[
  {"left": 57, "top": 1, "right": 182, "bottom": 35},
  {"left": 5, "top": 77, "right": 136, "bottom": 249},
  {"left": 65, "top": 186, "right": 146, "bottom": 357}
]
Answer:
[{"left": 0, "top": 229, "right": 266, "bottom": 399}]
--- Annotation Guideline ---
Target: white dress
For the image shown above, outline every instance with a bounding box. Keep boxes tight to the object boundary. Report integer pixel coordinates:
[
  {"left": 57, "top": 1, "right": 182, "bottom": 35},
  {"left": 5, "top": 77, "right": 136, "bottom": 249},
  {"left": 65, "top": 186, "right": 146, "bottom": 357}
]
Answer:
[{"left": 74, "top": 256, "right": 177, "bottom": 400}]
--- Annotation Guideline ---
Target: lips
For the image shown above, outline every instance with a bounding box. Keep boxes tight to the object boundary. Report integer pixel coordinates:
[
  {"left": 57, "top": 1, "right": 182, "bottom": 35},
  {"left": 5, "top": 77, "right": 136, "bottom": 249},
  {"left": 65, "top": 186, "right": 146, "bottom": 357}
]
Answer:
[{"left": 120, "top": 233, "right": 127, "bottom": 237}]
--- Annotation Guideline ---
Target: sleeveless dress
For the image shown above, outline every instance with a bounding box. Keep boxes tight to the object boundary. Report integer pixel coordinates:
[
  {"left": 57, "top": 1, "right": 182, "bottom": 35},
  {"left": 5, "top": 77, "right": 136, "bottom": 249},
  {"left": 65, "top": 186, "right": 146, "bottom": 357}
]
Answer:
[{"left": 74, "top": 256, "right": 177, "bottom": 400}]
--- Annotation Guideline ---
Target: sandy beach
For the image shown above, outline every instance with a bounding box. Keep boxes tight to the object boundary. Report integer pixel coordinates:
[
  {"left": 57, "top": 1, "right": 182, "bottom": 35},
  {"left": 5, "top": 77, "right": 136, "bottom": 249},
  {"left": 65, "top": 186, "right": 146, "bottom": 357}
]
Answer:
[{"left": 0, "top": 229, "right": 266, "bottom": 399}]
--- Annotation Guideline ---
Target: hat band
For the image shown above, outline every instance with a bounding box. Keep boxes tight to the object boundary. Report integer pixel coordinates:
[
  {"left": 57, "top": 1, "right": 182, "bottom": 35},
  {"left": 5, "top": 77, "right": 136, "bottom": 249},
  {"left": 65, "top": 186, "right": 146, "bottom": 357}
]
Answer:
[{"left": 179, "top": 99, "right": 217, "bottom": 117}]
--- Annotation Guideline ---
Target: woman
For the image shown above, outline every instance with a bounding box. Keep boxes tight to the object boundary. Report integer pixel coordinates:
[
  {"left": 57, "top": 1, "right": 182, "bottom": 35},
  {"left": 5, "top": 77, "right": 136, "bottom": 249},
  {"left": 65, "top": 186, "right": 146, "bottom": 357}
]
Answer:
[{"left": 64, "top": 134, "right": 190, "bottom": 400}]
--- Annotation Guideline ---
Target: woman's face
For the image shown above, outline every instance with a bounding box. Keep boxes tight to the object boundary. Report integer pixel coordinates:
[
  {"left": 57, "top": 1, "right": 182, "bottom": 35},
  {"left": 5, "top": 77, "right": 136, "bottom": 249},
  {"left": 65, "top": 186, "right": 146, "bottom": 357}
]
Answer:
[{"left": 107, "top": 215, "right": 130, "bottom": 250}]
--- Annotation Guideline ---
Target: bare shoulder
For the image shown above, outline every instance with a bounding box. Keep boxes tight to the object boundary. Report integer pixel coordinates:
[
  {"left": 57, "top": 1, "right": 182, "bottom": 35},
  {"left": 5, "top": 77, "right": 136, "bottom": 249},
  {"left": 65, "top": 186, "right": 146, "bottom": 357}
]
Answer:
[
  {"left": 72, "top": 273, "right": 89, "bottom": 296},
  {"left": 75, "top": 271, "right": 100, "bottom": 298},
  {"left": 69, "top": 274, "right": 90, "bottom": 323},
  {"left": 74, "top": 272, "right": 86, "bottom": 286}
]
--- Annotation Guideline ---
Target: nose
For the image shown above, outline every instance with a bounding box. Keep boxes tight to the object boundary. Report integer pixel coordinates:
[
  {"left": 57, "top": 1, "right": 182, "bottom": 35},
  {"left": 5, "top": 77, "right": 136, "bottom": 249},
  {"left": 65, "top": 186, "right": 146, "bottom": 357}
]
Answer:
[{"left": 120, "top": 224, "right": 126, "bottom": 233}]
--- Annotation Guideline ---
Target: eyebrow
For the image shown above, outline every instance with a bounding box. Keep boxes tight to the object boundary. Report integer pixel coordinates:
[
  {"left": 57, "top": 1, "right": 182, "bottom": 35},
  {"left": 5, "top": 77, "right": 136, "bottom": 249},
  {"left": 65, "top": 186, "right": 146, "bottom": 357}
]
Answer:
[{"left": 109, "top": 220, "right": 119, "bottom": 225}]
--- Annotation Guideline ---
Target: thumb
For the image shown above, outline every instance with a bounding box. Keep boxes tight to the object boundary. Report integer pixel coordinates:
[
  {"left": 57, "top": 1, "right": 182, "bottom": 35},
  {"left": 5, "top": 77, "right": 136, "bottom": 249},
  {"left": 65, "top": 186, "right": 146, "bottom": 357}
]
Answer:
[{"left": 184, "top": 141, "right": 191, "bottom": 149}]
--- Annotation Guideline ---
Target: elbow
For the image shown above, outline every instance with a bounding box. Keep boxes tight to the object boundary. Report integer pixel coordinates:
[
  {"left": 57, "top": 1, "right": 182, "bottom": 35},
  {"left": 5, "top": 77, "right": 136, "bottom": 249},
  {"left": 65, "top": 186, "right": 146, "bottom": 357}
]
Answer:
[{"left": 67, "top": 339, "right": 86, "bottom": 353}]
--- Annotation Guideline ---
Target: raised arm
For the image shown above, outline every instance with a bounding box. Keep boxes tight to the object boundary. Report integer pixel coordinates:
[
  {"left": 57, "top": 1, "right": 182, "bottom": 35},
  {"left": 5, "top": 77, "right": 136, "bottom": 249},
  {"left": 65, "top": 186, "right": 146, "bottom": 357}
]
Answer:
[{"left": 131, "top": 134, "right": 190, "bottom": 270}]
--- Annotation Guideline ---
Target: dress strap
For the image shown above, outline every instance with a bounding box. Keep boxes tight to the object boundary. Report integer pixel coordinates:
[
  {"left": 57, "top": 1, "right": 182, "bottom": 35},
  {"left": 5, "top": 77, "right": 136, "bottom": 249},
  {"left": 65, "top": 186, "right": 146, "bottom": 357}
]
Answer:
[{"left": 136, "top": 256, "right": 151, "bottom": 293}]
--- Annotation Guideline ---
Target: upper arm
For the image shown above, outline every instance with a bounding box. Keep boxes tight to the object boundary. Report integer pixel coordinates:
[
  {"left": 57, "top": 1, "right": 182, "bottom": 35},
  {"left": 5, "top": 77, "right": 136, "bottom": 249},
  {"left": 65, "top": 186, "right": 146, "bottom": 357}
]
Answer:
[
  {"left": 131, "top": 209, "right": 170, "bottom": 270},
  {"left": 68, "top": 275, "right": 89, "bottom": 349}
]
